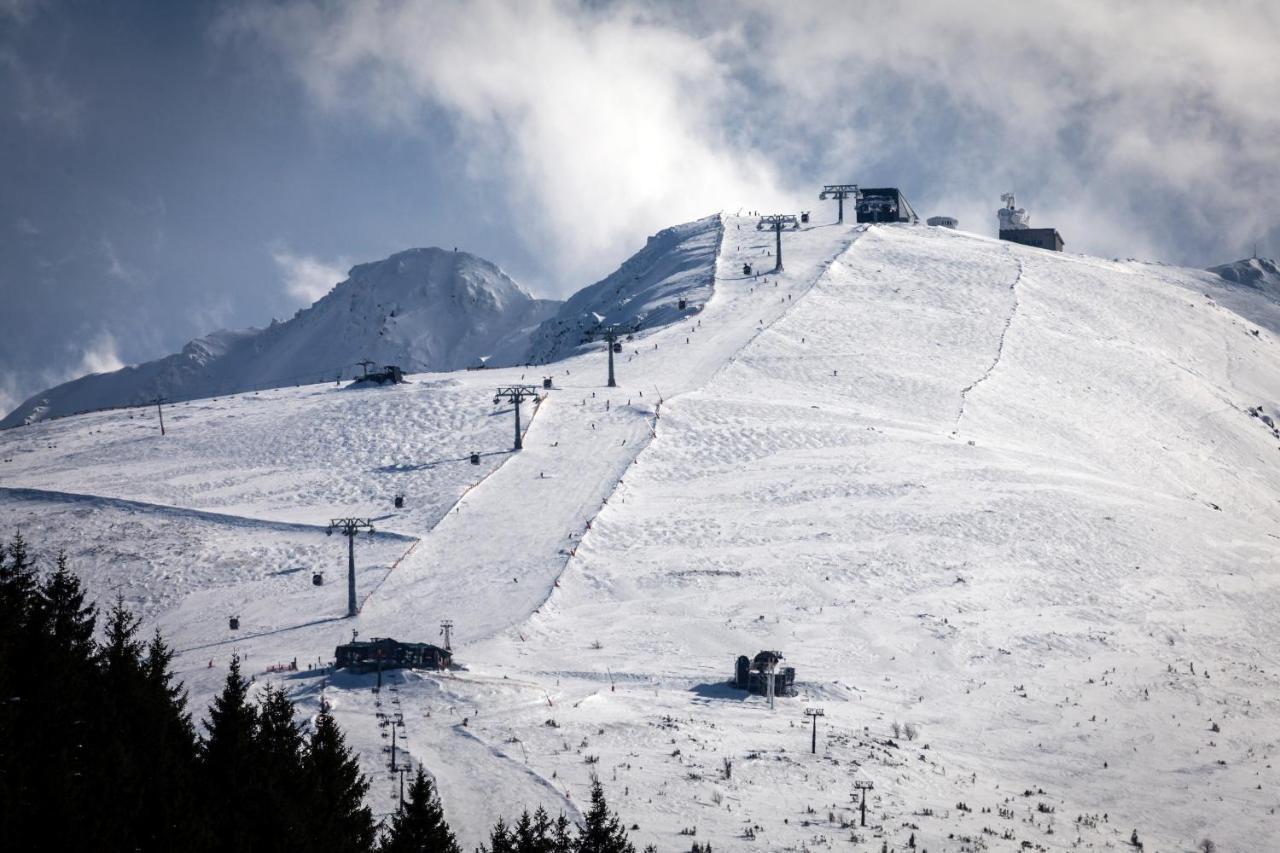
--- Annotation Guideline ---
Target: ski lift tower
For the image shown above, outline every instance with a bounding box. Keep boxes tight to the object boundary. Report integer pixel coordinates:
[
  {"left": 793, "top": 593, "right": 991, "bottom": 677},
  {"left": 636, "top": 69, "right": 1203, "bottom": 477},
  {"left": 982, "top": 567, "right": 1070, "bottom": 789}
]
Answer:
[
  {"left": 326, "top": 517, "right": 375, "bottom": 618},
  {"left": 494, "top": 385, "right": 539, "bottom": 450},
  {"left": 818, "top": 184, "right": 860, "bottom": 223},
  {"left": 596, "top": 325, "right": 621, "bottom": 388},
  {"left": 757, "top": 214, "right": 799, "bottom": 273}
]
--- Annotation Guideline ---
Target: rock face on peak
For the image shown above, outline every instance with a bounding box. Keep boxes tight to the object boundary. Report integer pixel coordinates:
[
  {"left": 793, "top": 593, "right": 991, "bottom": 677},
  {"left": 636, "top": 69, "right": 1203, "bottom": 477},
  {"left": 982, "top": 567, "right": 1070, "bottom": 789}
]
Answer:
[{"left": 1, "top": 248, "right": 559, "bottom": 428}]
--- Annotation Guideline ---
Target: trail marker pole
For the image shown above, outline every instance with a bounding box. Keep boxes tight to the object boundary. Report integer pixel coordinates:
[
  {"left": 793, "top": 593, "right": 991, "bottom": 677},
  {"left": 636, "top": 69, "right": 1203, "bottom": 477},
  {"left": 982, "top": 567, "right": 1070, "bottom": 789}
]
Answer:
[
  {"left": 494, "top": 385, "right": 539, "bottom": 450},
  {"left": 819, "top": 184, "right": 860, "bottom": 223},
  {"left": 757, "top": 214, "right": 799, "bottom": 272},
  {"left": 153, "top": 396, "right": 167, "bottom": 436},
  {"left": 327, "top": 518, "right": 375, "bottom": 617},
  {"left": 805, "top": 707, "right": 825, "bottom": 753}
]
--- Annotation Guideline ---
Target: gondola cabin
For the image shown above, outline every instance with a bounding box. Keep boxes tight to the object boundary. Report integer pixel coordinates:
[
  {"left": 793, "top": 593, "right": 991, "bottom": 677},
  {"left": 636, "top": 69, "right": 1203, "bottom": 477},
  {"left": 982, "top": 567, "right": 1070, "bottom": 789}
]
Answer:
[{"left": 856, "top": 188, "right": 919, "bottom": 224}]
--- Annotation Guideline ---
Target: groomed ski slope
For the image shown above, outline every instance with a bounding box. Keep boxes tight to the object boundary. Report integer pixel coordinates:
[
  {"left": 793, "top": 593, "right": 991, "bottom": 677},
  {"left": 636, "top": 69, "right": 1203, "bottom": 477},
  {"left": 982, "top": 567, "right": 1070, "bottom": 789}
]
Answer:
[{"left": 3, "top": 215, "right": 1279, "bottom": 851}]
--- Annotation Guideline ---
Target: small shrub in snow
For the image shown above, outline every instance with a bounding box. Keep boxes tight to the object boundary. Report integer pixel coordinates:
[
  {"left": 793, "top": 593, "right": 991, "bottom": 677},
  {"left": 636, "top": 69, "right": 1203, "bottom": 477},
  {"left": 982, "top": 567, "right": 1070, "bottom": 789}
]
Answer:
[{"left": 904, "top": 722, "right": 919, "bottom": 741}]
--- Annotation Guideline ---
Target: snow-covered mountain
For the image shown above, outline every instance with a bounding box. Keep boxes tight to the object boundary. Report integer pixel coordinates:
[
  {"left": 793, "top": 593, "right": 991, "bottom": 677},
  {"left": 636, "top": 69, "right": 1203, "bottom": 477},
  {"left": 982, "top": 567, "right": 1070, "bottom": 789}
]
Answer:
[
  {"left": 4, "top": 218, "right": 1280, "bottom": 851},
  {"left": 1209, "top": 256, "right": 1280, "bottom": 291},
  {"left": 525, "top": 214, "right": 721, "bottom": 364},
  {"left": 0, "top": 248, "right": 560, "bottom": 428}
]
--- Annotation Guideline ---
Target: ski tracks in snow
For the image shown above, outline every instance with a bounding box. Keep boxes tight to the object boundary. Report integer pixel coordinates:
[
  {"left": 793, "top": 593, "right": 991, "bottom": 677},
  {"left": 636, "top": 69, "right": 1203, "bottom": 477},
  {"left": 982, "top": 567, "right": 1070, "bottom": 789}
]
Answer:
[{"left": 954, "top": 251, "right": 1024, "bottom": 434}]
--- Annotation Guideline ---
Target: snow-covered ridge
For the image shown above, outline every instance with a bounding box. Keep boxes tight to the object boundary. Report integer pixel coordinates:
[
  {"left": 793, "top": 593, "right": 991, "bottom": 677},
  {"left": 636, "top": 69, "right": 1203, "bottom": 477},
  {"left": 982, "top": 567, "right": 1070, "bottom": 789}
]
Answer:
[
  {"left": 2, "top": 247, "right": 559, "bottom": 428},
  {"left": 3, "top": 219, "right": 723, "bottom": 429},
  {"left": 524, "top": 214, "right": 722, "bottom": 364}
]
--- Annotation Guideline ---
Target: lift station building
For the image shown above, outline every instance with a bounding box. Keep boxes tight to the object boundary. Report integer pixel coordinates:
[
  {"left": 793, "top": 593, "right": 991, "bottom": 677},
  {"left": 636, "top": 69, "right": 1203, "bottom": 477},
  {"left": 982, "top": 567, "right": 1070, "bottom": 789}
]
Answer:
[{"left": 856, "top": 188, "right": 920, "bottom": 224}]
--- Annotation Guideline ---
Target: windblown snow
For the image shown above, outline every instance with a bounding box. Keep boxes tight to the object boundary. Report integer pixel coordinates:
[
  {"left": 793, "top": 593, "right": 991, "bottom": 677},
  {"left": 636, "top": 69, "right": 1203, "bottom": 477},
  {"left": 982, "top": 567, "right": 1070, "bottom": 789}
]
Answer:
[{"left": 3, "top": 216, "right": 1278, "bottom": 852}]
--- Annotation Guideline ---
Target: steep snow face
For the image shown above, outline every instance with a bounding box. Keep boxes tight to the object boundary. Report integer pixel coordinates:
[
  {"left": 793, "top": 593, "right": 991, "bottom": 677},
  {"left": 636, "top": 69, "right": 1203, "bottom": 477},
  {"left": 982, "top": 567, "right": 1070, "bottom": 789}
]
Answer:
[
  {"left": 525, "top": 214, "right": 722, "bottom": 364},
  {"left": 1, "top": 248, "right": 560, "bottom": 428}
]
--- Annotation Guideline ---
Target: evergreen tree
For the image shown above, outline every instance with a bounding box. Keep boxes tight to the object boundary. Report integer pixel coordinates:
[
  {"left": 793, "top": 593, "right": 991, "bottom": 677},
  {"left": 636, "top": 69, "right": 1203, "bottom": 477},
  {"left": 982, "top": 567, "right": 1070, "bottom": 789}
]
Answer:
[
  {"left": 551, "top": 813, "right": 575, "bottom": 853},
  {"left": 301, "top": 708, "right": 376, "bottom": 853},
  {"left": 0, "top": 544, "right": 206, "bottom": 851},
  {"left": 511, "top": 806, "right": 555, "bottom": 853},
  {"left": 94, "top": 595, "right": 153, "bottom": 850},
  {"left": 39, "top": 552, "right": 97, "bottom": 662},
  {"left": 35, "top": 552, "right": 101, "bottom": 849},
  {"left": 482, "top": 816, "right": 516, "bottom": 853},
  {"left": 253, "top": 683, "right": 308, "bottom": 852},
  {"left": 0, "top": 535, "right": 39, "bottom": 845},
  {"left": 380, "top": 766, "right": 461, "bottom": 853},
  {"left": 576, "top": 780, "right": 634, "bottom": 853},
  {"left": 137, "top": 628, "right": 206, "bottom": 852},
  {"left": 202, "top": 654, "right": 260, "bottom": 853}
]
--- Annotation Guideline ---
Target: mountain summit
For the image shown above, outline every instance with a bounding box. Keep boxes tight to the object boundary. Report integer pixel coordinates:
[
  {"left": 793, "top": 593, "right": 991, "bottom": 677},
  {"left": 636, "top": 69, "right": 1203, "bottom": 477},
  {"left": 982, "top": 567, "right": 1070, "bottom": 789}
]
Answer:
[{"left": 1, "top": 248, "right": 559, "bottom": 428}]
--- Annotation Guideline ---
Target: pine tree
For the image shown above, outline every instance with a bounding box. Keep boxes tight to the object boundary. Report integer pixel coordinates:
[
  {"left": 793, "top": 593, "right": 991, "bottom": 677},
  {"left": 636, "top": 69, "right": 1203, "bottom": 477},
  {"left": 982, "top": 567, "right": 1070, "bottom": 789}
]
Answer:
[
  {"left": 40, "top": 552, "right": 97, "bottom": 662},
  {"left": 137, "top": 628, "right": 206, "bottom": 852},
  {"left": 551, "top": 813, "right": 575, "bottom": 853},
  {"left": 513, "top": 806, "right": 555, "bottom": 853},
  {"left": 482, "top": 816, "right": 516, "bottom": 853},
  {"left": 253, "top": 683, "right": 308, "bottom": 852},
  {"left": 380, "top": 766, "right": 461, "bottom": 853},
  {"left": 0, "top": 535, "right": 39, "bottom": 845},
  {"left": 202, "top": 654, "right": 260, "bottom": 853},
  {"left": 94, "top": 595, "right": 152, "bottom": 850},
  {"left": 576, "top": 780, "right": 634, "bottom": 853},
  {"left": 35, "top": 551, "right": 101, "bottom": 849},
  {"left": 301, "top": 708, "right": 376, "bottom": 853}
]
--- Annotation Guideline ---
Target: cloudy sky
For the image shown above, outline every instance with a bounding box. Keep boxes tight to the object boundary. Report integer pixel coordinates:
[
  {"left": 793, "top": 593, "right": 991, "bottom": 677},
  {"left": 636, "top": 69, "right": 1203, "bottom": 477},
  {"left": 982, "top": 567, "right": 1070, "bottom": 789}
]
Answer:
[{"left": 2, "top": 0, "right": 1278, "bottom": 416}]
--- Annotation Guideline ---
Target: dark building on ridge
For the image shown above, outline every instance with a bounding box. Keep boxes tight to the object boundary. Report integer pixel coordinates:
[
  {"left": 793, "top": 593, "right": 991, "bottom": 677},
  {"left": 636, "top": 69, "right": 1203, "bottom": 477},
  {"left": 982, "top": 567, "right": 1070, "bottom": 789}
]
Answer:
[
  {"left": 1000, "top": 228, "right": 1064, "bottom": 252},
  {"left": 733, "top": 650, "right": 796, "bottom": 696},
  {"left": 334, "top": 637, "right": 451, "bottom": 672},
  {"left": 856, "top": 188, "right": 919, "bottom": 224}
]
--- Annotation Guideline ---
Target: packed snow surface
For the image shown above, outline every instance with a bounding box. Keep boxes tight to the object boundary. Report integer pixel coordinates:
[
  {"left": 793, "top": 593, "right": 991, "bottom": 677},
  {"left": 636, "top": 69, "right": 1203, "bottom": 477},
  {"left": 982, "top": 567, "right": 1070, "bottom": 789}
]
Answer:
[{"left": 3, "top": 216, "right": 1279, "bottom": 852}]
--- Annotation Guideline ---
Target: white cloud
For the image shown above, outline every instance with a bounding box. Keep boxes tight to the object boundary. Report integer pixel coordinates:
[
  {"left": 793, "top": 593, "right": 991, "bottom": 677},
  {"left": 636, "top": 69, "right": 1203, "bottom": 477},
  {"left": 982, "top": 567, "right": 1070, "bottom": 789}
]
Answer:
[
  {"left": 721, "top": 0, "right": 1280, "bottom": 262},
  {"left": 0, "top": 372, "right": 21, "bottom": 419},
  {"left": 271, "top": 246, "right": 349, "bottom": 304},
  {"left": 217, "top": 0, "right": 791, "bottom": 291},
  {"left": 219, "top": 0, "right": 1280, "bottom": 275},
  {"left": 76, "top": 331, "right": 125, "bottom": 376}
]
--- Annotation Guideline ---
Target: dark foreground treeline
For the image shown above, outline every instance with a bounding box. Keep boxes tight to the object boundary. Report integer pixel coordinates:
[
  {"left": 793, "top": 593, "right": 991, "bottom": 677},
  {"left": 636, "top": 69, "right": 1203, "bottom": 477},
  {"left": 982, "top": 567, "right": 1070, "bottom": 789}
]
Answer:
[{"left": 0, "top": 536, "right": 642, "bottom": 853}]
